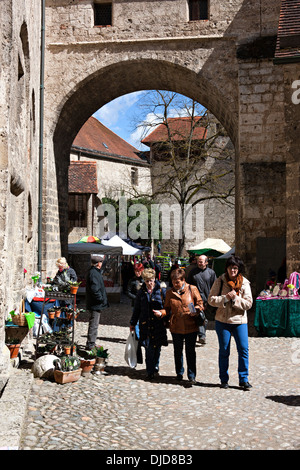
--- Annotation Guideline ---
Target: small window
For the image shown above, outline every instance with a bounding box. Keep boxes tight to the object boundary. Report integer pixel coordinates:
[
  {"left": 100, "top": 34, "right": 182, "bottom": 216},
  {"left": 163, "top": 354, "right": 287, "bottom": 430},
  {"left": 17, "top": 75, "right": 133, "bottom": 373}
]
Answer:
[
  {"left": 94, "top": 2, "right": 112, "bottom": 27},
  {"left": 189, "top": 0, "right": 209, "bottom": 21},
  {"left": 131, "top": 168, "right": 138, "bottom": 186},
  {"left": 68, "top": 194, "right": 88, "bottom": 228}
]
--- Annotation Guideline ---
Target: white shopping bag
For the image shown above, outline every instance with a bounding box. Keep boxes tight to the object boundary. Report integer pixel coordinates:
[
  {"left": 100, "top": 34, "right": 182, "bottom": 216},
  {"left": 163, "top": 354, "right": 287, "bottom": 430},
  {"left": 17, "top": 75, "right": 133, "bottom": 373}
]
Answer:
[{"left": 124, "top": 332, "right": 138, "bottom": 368}]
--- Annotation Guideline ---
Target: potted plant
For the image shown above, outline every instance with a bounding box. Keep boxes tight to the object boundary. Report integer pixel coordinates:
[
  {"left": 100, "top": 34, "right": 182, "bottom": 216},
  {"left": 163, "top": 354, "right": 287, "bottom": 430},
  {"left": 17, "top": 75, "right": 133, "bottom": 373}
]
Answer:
[
  {"left": 53, "top": 355, "right": 81, "bottom": 384},
  {"left": 76, "top": 345, "right": 97, "bottom": 376},
  {"left": 68, "top": 281, "right": 81, "bottom": 295},
  {"left": 54, "top": 306, "right": 61, "bottom": 318},
  {"left": 48, "top": 307, "right": 55, "bottom": 320},
  {"left": 5, "top": 337, "right": 21, "bottom": 359}
]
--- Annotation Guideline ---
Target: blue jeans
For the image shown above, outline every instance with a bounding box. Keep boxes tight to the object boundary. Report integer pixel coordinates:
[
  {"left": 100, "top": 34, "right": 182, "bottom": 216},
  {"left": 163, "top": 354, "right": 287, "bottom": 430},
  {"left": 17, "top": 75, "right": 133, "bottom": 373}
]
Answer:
[
  {"left": 215, "top": 320, "right": 249, "bottom": 384},
  {"left": 145, "top": 343, "right": 161, "bottom": 376},
  {"left": 171, "top": 332, "right": 197, "bottom": 380}
]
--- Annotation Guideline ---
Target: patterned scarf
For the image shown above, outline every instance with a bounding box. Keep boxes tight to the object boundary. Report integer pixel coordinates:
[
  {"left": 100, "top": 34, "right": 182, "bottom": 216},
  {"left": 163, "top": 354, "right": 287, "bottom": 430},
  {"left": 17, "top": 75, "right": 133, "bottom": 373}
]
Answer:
[{"left": 225, "top": 273, "right": 243, "bottom": 295}]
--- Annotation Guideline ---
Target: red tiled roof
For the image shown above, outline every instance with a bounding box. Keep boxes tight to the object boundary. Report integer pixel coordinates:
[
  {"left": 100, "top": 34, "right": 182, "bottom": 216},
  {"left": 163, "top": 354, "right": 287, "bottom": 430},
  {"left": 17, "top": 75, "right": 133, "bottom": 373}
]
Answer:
[
  {"left": 73, "top": 116, "right": 141, "bottom": 161},
  {"left": 141, "top": 116, "right": 207, "bottom": 146},
  {"left": 275, "top": 0, "right": 300, "bottom": 62},
  {"left": 68, "top": 161, "right": 98, "bottom": 194}
]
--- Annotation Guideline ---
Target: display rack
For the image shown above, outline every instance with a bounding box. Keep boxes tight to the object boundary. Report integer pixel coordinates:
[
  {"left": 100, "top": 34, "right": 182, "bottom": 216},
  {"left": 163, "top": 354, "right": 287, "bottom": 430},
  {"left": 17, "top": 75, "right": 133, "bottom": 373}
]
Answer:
[{"left": 35, "top": 290, "right": 77, "bottom": 359}]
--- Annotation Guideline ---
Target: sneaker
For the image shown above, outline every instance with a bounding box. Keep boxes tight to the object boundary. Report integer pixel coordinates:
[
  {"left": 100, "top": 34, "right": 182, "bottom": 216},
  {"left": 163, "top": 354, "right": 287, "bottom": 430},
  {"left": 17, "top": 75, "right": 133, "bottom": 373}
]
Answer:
[
  {"left": 188, "top": 378, "right": 197, "bottom": 385},
  {"left": 176, "top": 374, "right": 183, "bottom": 381},
  {"left": 239, "top": 381, "right": 252, "bottom": 391},
  {"left": 198, "top": 337, "right": 206, "bottom": 345}
]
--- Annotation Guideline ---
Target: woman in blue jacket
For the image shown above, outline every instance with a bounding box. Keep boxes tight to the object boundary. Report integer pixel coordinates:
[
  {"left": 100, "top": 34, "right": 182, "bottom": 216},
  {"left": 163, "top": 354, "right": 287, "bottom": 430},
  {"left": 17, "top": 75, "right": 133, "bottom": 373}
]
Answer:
[{"left": 130, "top": 268, "right": 168, "bottom": 379}]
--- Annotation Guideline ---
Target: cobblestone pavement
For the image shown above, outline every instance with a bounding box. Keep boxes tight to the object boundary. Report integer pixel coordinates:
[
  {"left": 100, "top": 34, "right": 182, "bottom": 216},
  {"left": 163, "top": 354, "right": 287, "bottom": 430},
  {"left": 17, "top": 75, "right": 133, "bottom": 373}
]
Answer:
[{"left": 9, "top": 296, "right": 300, "bottom": 450}]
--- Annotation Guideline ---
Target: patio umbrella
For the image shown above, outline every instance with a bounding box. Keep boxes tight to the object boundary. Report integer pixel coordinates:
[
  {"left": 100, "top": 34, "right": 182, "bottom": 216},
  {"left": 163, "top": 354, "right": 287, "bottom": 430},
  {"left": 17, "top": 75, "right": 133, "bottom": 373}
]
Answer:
[
  {"left": 187, "top": 238, "right": 231, "bottom": 258},
  {"left": 78, "top": 236, "right": 101, "bottom": 243}
]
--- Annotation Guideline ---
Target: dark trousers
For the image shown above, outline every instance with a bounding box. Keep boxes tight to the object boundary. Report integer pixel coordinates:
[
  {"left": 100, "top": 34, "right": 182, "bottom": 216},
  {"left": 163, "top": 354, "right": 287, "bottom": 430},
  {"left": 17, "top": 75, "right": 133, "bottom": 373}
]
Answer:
[
  {"left": 86, "top": 309, "right": 101, "bottom": 349},
  {"left": 171, "top": 331, "right": 197, "bottom": 380}
]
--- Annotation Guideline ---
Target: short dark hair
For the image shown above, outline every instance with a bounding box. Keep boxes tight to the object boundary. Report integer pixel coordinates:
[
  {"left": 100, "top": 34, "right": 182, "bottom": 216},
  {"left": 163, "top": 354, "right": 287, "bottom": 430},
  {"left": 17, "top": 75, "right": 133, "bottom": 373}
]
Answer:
[
  {"left": 170, "top": 268, "right": 186, "bottom": 281},
  {"left": 225, "top": 255, "right": 244, "bottom": 274}
]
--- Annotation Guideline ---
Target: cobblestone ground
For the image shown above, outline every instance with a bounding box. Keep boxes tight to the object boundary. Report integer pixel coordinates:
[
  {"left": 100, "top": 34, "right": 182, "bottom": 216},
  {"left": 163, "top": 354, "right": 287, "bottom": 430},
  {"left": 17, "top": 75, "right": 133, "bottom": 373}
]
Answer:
[{"left": 19, "top": 295, "right": 300, "bottom": 451}]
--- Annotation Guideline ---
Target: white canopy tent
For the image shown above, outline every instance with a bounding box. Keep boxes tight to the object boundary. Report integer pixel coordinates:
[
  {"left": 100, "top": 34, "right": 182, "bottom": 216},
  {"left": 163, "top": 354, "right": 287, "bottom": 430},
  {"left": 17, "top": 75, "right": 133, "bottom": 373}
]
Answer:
[
  {"left": 188, "top": 238, "right": 232, "bottom": 257},
  {"left": 101, "top": 235, "right": 143, "bottom": 255}
]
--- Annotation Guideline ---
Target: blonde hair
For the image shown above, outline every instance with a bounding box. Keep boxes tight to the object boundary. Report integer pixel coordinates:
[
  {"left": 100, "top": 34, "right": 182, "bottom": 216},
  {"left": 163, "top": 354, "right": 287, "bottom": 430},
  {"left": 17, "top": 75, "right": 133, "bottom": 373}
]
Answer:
[
  {"left": 56, "top": 257, "right": 68, "bottom": 268},
  {"left": 141, "top": 268, "right": 155, "bottom": 281}
]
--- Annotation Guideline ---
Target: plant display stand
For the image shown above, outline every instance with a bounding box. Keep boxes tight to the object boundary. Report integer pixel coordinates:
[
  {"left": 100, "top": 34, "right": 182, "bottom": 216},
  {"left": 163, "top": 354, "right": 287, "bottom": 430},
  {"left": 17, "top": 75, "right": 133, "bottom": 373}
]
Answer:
[{"left": 35, "top": 291, "right": 77, "bottom": 359}]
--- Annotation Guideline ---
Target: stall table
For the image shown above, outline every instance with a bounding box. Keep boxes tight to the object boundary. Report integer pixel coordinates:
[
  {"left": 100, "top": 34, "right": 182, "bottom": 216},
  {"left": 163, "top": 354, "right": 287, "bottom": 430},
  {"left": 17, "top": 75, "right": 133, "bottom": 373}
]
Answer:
[
  {"left": 254, "top": 296, "right": 300, "bottom": 337},
  {"left": 35, "top": 290, "right": 77, "bottom": 358}
]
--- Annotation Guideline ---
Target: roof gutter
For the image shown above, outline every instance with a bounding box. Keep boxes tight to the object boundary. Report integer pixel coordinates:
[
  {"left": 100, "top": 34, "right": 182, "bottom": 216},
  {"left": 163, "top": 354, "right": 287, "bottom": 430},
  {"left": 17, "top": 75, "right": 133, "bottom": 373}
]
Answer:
[{"left": 38, "top": 0, "right": 45, "bottom": 274}]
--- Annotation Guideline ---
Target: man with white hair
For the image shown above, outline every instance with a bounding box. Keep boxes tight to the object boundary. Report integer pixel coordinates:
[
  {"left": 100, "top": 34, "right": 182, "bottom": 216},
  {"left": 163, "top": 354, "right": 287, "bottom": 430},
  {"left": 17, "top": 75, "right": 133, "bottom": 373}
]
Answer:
[
  {"left": 188, "top": 255, "right": 216, "bottom": 344},
  {"left": 85, "top": 254, "right": 109, "bottom": 350}
]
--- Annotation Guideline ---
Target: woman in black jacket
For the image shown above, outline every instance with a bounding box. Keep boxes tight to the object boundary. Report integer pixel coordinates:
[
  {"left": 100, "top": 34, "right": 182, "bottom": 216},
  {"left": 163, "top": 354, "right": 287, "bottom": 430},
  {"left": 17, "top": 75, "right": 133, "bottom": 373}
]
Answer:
[{"left": 130, "top": 268, "right": 168, "bottom": 379}]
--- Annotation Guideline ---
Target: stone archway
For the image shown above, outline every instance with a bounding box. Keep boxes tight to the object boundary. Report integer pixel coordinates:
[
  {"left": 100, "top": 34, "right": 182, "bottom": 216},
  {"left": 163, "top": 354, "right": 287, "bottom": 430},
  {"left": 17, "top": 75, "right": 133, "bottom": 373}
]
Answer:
[{"left": 49, "top": 58, "right": 238, "bottom": 268}]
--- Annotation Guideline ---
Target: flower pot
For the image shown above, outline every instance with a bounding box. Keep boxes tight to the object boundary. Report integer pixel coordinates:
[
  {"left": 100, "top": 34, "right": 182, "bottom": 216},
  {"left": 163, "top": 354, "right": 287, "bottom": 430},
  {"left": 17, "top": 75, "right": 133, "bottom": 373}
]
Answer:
[
  {"left": 64, "top": 346, "right": 71, "bottom": 355},
  {"left": 80, "top": 358, "right": 96, "bottom": 376},
  {"left": 48, "top": 311, "right": 55, "bottom": 320},
  {"left": 70, "top": 286, "right": 78, "bottom": 295},
  {"left": 7, "top": 344, "right": 21, "bottom": 359},
  {"left": 55, "top": 310, "right": 61, "bottom": 318},
  {"left": 54, "top": 369, "right": 81, "bottom": 384}
]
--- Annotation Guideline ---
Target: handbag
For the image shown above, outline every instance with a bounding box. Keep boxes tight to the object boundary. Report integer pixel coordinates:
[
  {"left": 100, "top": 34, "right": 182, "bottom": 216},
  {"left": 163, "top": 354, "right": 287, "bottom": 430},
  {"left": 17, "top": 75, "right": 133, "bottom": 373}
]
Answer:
[
  {"left": 124, "top": 332, "right": 138, "bottom": 368},
  {"left": 205, "top": 278, "right": 223, "bottom": 321},
  {"left": 188, "top": 286, "right": 207, "bottom": 327}
]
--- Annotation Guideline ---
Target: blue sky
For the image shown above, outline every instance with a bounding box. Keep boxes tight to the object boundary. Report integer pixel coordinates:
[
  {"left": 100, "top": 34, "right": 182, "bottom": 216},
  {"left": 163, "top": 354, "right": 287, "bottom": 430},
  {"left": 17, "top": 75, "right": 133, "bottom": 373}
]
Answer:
[
  {"left": 93, "top": 91, "right": 206, "bottom": 151},
  {"left": 93, "top": 91, "right": 148, "bottom": 150}
]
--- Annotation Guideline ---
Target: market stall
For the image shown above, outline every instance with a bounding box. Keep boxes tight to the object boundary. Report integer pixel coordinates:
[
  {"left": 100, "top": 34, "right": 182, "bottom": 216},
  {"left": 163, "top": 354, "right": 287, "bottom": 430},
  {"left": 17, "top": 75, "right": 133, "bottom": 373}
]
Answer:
[
  {"left": 254, "top": 274, "right": 300, "bottom": 337},
  {"left": 68, "top": 240, "right": 123, "bottom": 301}
]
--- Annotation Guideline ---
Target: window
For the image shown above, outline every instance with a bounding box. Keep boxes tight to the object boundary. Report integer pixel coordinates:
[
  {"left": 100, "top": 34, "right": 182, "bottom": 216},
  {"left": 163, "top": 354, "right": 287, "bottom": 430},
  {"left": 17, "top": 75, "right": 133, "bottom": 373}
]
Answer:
[
  {"left": 131, "top": 167, "right": 138, "bottom": 186},
  {"left": 189, "top": 0, "right": 209, "bottom": 21},
  {"left": 68, "top": 194, "right": 88, "bottom": 228},
  {"left": 94, "top": 2, "right": 112, "bottom": 26}
]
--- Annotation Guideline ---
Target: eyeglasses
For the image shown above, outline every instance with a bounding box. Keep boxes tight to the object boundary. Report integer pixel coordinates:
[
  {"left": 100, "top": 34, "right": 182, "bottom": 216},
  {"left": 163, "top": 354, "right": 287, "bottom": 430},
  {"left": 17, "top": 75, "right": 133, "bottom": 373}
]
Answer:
[{"left": 228, "top": 266, "right": 238, "bottom": 271}]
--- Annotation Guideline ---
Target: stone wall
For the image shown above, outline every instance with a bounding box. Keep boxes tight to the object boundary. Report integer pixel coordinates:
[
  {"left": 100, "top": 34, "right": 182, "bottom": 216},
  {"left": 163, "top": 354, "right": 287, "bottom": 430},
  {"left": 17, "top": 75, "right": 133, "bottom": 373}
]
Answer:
[{"left": 0, "top": 0, "right": 41, "bottom": 389}]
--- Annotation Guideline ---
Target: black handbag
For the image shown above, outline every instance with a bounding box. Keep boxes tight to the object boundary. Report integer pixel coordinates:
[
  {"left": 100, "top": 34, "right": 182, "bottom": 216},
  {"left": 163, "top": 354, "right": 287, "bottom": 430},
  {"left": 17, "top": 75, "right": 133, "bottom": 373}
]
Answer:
[{"left": 195, "top": 309, "right": 207, "bottom": 327}]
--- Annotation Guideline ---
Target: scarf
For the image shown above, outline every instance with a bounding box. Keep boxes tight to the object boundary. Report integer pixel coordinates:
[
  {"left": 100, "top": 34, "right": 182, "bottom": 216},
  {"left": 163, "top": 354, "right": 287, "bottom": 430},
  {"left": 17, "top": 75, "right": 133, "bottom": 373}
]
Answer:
[{"left": 225, "top": 273, "right": 243, "bottom": 295}]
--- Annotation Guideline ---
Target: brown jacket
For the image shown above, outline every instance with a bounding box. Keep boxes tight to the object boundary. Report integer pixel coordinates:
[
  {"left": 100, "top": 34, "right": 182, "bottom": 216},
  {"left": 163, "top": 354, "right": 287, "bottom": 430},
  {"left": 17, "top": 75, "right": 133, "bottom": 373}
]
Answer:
[{"left": 161, "top": 283, "right": 203, "bottom": 334}]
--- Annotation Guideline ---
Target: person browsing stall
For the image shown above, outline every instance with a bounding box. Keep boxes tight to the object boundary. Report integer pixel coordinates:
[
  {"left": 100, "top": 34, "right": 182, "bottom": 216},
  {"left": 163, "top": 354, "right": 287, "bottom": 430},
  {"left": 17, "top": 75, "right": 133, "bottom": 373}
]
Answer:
[{"left": 85, "top": 254, "right": 109, "bottom": 350}]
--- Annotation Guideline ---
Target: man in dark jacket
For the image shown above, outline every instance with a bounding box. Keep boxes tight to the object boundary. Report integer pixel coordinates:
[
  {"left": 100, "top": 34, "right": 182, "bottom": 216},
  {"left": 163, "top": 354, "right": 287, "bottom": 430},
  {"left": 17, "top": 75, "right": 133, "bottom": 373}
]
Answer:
[
  {"left": 85, "top": 254, "right": 109, "bottom": 350},
  {"left": 187, "top": 255, "right": 216, "bottom": 344}
]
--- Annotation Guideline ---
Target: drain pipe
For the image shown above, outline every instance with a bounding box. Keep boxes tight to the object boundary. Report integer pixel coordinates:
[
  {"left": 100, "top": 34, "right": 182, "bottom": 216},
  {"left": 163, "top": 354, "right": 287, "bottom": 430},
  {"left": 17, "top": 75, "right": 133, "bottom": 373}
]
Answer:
[{"left": 38, "top": 0, "right": 45, "bottom": 275}]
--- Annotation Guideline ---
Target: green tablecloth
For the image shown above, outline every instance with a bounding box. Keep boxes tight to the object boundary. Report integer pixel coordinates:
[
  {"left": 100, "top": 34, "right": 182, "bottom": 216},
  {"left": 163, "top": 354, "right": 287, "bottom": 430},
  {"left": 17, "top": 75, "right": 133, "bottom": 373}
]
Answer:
[{"left": 254, "top": 298, "right": 300, "bottom": 337}]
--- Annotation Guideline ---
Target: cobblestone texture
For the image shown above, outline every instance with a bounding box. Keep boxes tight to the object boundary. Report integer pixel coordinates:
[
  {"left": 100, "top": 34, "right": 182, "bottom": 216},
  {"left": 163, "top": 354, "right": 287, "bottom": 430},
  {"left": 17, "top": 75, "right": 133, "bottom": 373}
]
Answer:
[{"left": 2, "top": 295, "right": 300, "bottom": 451}]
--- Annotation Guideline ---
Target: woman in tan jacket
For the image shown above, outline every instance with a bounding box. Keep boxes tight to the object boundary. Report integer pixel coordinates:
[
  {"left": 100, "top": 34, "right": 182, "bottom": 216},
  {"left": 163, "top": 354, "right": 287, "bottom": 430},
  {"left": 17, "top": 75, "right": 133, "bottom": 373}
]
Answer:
[
  {"left": 208, "top": 255, "right": 253, "bottom": 390},
  {"left": 159, "top": 268, "right": 203, "bottom": 384}
]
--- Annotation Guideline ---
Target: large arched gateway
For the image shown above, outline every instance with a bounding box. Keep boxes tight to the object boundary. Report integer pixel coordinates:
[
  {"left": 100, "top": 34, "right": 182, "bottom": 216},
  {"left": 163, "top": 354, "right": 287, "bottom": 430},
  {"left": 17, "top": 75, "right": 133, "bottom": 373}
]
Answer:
[{"left": 42, "top": 0, "right": 292, "bottom": 289}]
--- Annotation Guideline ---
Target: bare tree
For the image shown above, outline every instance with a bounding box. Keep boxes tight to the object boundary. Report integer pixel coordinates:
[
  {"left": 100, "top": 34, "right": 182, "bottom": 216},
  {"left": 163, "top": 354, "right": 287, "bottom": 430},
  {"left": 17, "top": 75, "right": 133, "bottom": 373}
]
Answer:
[{"left": 129, "top": 91, "right": 235, "bottom": 256}]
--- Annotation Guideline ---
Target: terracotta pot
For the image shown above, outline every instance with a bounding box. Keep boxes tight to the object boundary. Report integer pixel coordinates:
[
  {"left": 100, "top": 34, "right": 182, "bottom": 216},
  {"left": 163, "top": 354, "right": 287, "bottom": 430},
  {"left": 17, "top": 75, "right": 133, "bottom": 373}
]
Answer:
[
  {"left": 55, "top": 310, "right": 61, "bottom": 318},
  {"left": 64, "top": 346, "right": 71, "bottom": 355},
  {"left": 80, "top": 358, "right": 96, "bottom": 375},
  {"left": 54, "top": 369, "right": 81, "bottom": 384},
  {"left": 48, "top": 311, "right": 55, "bottom": 320},
  {"left": 7, "top": 344, "right": 21, "bottom": 359},
  {"left": 70, "top": 286, "right": 78, "bottom": 295}
]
